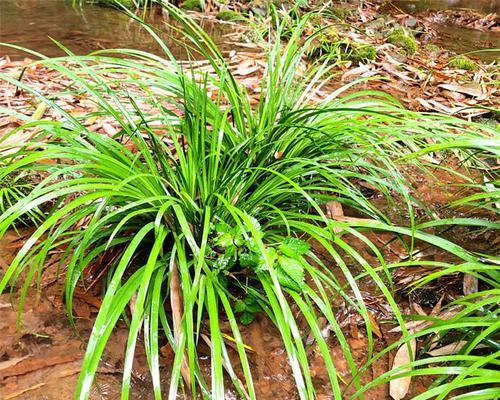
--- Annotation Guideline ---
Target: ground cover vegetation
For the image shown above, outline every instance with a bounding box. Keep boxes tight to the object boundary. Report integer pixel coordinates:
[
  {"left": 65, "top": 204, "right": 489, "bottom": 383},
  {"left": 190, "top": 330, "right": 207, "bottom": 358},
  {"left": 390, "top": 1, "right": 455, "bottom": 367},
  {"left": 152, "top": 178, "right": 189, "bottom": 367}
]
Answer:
[{"left": 0, "top": 2, "right": 499, "bottom": 399}]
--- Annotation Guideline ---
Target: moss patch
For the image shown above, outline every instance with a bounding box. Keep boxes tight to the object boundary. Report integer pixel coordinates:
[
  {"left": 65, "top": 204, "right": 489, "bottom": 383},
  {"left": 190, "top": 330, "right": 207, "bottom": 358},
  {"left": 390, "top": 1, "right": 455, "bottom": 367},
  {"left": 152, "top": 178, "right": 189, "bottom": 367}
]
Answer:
[
  {"left": 307, "top": 27, "right": 338, "bottom": 58},
  {"left": 424, "top": 44, "right": 441, "bottom": 53},
  {"left": 308, "top": 27, "right": 376, "bottom": 65},
  {"left": 387, "top": 28, "right": 418, "bottom": 54},
  {"left": 216, "top": 10, "right": 246, "bottom": 22},
  {"left": 329, "top": 6, "right": 352, "bottom": 19},
  {"left": 347, "top": 43, "right": 377, "bottom": 64},
  {"left": 448, "top": 55, "right": 478, "bottom": 71},
  {"left": 180, "top": 0, "right": 202, "bottom": 11}
]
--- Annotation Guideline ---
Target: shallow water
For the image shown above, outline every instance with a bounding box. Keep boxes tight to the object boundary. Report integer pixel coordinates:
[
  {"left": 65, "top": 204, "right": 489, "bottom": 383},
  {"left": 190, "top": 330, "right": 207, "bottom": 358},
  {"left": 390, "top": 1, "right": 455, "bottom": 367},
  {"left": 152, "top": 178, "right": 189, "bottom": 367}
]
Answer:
[
  {"left": 393, "top": 0, "right": 500, "bottom": 61},
  {"left": 427, "top": 23, "right": 499, "bottom": 61},
  {"left": 0, "top": 0, "right": 233, "bottom": 60},
  {"left": 394, "top": 0, "right": 500, "bottom": 14},
  {"left": 2, "top": 0, "right": 499, "bottom": 62}
]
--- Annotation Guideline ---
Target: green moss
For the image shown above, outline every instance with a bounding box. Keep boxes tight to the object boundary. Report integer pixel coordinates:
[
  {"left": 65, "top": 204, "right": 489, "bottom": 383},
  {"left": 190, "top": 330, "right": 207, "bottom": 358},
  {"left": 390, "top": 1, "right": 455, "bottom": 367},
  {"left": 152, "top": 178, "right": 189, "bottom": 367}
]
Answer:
[
  {"left": 448, "top": 55, "right": 478, "bottom": 71},
  {"left": 347, "top": 43, "right": 377, "bottom": 63},
  {"left": 308, "top": 29, "right": 376, "bottom": 65},
  {"left": 329, "top": 6, "right": 352, "bottom": 19},
  {"left": 216, "top": 10, "right": 246, "bottom": 22},
  {"left": 307, "top": 26, "right": 338, "bottom": 54},
  {"left": 387, "top": 28, "right": 418, "bottom": 54},
  {"left": 424, "top": 44, "right": 441, "bottom": 53},
  {"left": 180, "top": 0, "right": 202, "bottom": 11}
]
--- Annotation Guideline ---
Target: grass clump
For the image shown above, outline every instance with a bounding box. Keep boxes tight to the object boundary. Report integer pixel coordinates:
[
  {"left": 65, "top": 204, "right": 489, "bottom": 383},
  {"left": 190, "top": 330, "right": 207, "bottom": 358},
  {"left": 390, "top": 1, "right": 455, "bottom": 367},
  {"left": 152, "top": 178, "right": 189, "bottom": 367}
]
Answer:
[
  {"left": 1, "top": 6, "right": 499, "bottom": 399},
  {"left": 180, "top": 0, "right": 202, "bottom": 11},
  {"left": 216, "top": 9, "right": 245, "bottom": 21},
  {"left": 387, "top": 27, "right": 418, "bottom": 54},
  {"left": 449, "top": 55, "right": 478, "bottom": 71}
]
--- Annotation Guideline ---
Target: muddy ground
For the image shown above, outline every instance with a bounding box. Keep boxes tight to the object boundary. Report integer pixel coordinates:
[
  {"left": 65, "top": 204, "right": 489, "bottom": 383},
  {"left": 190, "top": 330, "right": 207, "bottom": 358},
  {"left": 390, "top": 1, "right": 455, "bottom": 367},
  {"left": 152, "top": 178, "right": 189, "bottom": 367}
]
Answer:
[
  {"left": 0, "top": 230, "right": 428, "bottom": 399},
  {"left": 1, "top": 165, "right": 496, "bottom": 399}
]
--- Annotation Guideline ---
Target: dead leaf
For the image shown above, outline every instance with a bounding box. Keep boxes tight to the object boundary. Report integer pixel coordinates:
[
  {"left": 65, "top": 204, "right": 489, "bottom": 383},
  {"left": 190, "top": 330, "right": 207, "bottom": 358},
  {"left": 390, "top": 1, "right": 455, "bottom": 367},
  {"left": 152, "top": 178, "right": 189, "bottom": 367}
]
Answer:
[
  {"left": 0, "top": 352, "right": 81, "bottom": 380},
  {"left": 324, "top": 200, "right": 378, "bottom": 234},
  {"left": 427, "top": 341, "right": 467, "bottom": 356},
  {"left": 428, "top": 341, "right": 487, "bottom": 356},
  {"left": 350, "top": 320, "right": 361, "bottom": 339},
  {"left": 368, "top": 311, "right": 383, "bottom": 338},
  {"left": 389, "top": 304, "right": 460, "bottom": 333},
  {"left": 3, "top": 368, "right": 80, "bottom": 400},
  {"left": 233, "top": 60, "right": 259, "bottom": 76},
  {"left": 325, "top": 201, "right": 344, "bottom": 233},
  {"left": 129, "top": 292, "right": 138, "bottom": 316},
  {"left": 342, "top": 64, "right": 372, "bottom": 81},
  {"left": 390, "top": 338, "right": 416, "bottom": 400},
  {"left": 463, "top": 274, "right": 478, "bottom": 296},
  {"left": 0, "top": 356, "right": 30, "bottom": 373},
  {"left": 170, "top": 262, "right": 191, "bottom": 389},
  {"left": 439, "top": 83, "right": 483, "bottom": 98},
  {"left": 430, "top": 294, "right": 445, "bottom": 316},
  {"left": 102, "top": 123, "right": 118, "bottom": 136},
  {"left": 412, "top": 303, "right": 427, "bottom": 316},
  {"left": 160, "top": 342, "right": 174, "bottom": 360}
]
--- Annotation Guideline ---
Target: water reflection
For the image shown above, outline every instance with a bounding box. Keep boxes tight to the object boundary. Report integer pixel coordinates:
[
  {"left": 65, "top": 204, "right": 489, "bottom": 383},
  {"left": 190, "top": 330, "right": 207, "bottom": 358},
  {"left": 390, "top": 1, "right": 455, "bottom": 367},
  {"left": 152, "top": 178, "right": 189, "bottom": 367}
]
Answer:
[
  {"left": 394, "top": 0, "right": 500, "bottom": 14},
  {"left": 0, "top": 0, "right": 233, "bottom": 60},
  {"left": 393, "top": 0, "right": 499, "bottom": 61}
]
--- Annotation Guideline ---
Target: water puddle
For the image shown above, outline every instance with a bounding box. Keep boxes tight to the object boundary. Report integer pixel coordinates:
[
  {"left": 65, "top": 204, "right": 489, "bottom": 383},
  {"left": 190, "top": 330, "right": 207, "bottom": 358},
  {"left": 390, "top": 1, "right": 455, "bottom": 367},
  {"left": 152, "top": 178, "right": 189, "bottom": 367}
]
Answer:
[
  {"left": 2, "top": 0, "right": 498, "bottom": 62},
  {"left": 393, "top": 0, "right": 500, "bottom": 61},
  {"left": 394, "top": 0, "right": 499, "bottom": 14},
  {"left": 0, "top": 0, "right": 236, "bottom": 60}
]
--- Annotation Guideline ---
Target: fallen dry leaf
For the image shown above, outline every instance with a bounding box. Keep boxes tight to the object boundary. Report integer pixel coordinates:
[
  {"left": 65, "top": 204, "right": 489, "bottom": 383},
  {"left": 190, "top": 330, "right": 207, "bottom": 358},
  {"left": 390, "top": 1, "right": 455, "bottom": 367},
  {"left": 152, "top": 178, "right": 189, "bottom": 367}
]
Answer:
[
  {"left": 233, "top": 60, "right": 259, "bottom": 76},
  {"left": 412, "top": 303, "right": 427, "bottom": 316},
  {"left": 390, "top": 338, "right": 416, "bottom": 400},
  {"left": 427, "top": 341, "right": 467, "bottom": 357},
  {"left": 325, "top": 201, "right": 344, "bottom": 233},
  {"left": 368, "top": 311, "right": 383, "bottom": 338},
  {"left": 0, "top": 352, "right": 81, "bottom": 380},
  {"left": 439, "top": 83, "right": 483, "bottom": 98},
  {"left": 0, "top": 356, "right": 30, "bottom": 373},
  {"left": 3, "top": 368, "right": 81, "bottom": 400},
  {"left": 428, "top": 341, "right": 487, "bottom": 356},
  {"left": 430, "top": 294, "right": 445, "bottom": 316},
  {"left": 102, "top": 122, "right": 118, "bottom": 136},
  {"left": 463, "top": 274, "right": 478, "bottom": 296},
  {"left": 170, "top": 261, "right": 191, "bottom": 389},
  {"left": 388, "top": 303, "right": 459, "bottom": 334}
]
